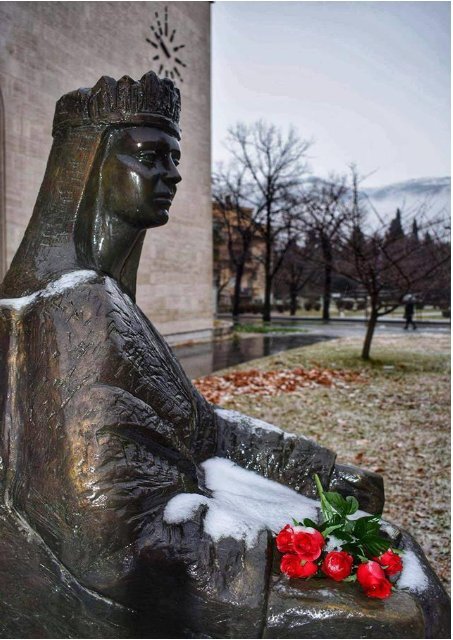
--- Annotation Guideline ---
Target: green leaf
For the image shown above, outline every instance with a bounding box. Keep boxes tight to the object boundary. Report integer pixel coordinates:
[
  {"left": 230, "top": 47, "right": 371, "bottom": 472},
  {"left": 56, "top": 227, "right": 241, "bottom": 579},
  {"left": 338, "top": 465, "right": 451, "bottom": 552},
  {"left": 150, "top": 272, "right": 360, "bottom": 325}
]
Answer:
[
  {"left": 341, "top": 543, "right": 363, "bottom": 556},
  {"left": 353, "top": 515, "right": 380, "bottom": 539},
  {"left": 324, "top": 491, "right": 349, "bottom": 517},
  {"left": 343, "top": 520, "right": 356, "bottom": 534},
  {"left": 345, "top": 496, "right": 359, "bottom": 515},
  {"left": 323, "top": 523, "right": 344, "bottom": 536},
  {"left": 302, "top": 518, "right": 320, "bottom": 530},
  {"left": 364, "top": 537, "right": 391, "bottom": 557},
  {"left": 331, "top": 530, "right": 354, "bottom": 543},
  {"left": 319, "top": 515, "right": 344, "bottom": 531},
  {"left": 358, "top": 514, "right": 380, "bottom": 526},
  {"left": 292, "top": 518, "right": 301, "bottom": 526},
  {"left": 342, "top": 574, "right": 357, "bottom": 583}
]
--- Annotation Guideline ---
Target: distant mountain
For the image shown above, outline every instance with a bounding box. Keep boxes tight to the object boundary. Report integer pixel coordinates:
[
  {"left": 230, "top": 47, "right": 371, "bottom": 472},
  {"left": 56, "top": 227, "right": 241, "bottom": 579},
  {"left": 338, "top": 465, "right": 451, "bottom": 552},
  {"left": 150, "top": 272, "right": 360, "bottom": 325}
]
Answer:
[
  {"left": 303, "top": 175, "right": 450, "bottom": 227},
  {"left": 362, "top": 176, "right": 450, "bottom": 221}
]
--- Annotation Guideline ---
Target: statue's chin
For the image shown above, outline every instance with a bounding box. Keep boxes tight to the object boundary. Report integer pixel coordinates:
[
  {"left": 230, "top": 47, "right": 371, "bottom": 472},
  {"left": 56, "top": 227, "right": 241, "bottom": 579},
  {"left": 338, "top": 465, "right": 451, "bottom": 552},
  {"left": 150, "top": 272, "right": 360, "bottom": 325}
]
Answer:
[
  {"left": 148, "top": 209, "right": 169, "bottom": 228},
  {"left": 133, "top": 206, "right": 170, "bottom": 229}
]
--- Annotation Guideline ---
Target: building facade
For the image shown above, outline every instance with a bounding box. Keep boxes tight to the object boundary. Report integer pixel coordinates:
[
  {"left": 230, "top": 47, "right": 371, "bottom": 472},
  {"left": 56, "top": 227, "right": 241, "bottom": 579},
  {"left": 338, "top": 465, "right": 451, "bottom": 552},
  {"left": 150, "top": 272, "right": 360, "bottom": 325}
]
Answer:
[{"left": 0, "top": 1, "right": 212, "bottom": 342}]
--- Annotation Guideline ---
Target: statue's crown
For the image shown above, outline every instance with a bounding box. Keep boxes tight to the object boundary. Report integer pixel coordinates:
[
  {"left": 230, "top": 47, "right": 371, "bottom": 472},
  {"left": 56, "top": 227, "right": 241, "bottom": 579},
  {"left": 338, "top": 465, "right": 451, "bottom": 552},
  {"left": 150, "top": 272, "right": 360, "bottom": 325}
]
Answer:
[{"left": 53, "top": 71, "right": 181, "bottom": 138}]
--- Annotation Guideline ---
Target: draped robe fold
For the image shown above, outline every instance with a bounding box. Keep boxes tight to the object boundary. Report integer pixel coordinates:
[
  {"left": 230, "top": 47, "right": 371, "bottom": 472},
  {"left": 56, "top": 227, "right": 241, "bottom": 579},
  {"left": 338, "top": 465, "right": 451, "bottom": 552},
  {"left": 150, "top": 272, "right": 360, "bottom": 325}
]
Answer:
[{"left": 0, "top": 270, "right": 335, "bottom": 637}]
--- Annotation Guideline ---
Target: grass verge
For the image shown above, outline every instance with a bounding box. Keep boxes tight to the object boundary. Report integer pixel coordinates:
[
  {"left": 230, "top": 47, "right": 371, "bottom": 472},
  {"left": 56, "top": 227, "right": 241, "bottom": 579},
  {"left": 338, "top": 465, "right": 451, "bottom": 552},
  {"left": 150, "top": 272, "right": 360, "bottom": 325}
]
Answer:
[{"left": 234, "top": 323, "right": 308, "bottom": 334}]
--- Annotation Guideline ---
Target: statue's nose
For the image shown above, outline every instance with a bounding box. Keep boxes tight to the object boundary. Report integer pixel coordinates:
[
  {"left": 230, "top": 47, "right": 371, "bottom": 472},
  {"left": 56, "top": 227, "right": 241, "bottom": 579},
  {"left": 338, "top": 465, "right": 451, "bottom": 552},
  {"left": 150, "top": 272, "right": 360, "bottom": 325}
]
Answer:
[{"left": 165, "top": 162, "right": 182, "bottom": 185}]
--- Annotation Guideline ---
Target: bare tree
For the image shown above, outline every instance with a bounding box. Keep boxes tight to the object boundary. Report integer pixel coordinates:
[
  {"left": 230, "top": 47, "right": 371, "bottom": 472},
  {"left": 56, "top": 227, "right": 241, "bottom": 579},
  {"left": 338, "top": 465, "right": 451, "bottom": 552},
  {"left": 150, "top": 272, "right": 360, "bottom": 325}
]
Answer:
[
  {"left": 300, "top": 176, "right": 350, "bottom": 322},
  {"left": 337, "top": 170, "right": 451, "bottom": 360},
  {"left": 212, "top": 165, "right": 260, "bottom": 319},
  {"left": 225, "top": 121, "right": 311, "bottom": 321},
  {"left": 274, "top": 238, "right": 318, "bottom": 315}
]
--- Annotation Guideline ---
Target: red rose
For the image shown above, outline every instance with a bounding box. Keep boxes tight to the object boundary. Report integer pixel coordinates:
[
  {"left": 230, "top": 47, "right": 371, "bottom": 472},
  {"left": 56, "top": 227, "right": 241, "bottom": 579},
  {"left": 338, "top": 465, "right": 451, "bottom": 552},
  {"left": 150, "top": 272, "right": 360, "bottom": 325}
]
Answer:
[
  {"left": 276, "top": 524, "right": 294, "bottom": 553},
  {"left": 357, "top": 561, "right": 393, "bottom": 599},
  {"left": 374, "top": 549, "right": 403, "bottom": 577},
  {"left": 321, "top": 551, "right": 354, "bottom": 582},
  {"left": 280, "top": 553, "right": 318, "bottom": 579},
  {"left": 292, "top": 527, "right": 325, "bottom": 561}
]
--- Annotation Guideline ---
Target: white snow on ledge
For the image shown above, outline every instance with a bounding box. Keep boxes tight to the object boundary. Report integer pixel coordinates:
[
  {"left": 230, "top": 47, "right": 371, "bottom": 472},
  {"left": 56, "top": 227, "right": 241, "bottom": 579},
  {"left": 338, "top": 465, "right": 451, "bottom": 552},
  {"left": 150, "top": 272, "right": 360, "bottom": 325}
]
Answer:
[
  {"left": 0, "top": 270, "right": 97, "bottom": 311},
  {"left": 164, "top": 458, "right": 430, "bottom": 593},
  {"left": 164, "top": 457, "right": 318, "bottom": 548},
  {"left": 396, "top": 549, "right": 428, "bottom": 592},
  {"left": 214, "top": 407, "right": 296, "bottom": 440}
]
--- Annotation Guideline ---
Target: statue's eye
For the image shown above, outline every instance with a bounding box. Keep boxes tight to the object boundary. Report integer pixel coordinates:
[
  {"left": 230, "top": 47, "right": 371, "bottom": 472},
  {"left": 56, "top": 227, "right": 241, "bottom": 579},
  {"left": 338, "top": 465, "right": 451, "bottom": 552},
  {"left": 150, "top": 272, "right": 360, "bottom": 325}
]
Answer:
[
  {"left": 139, "top": 152, "right": 157, "bottom": 166},
  {"left": 172, "top": 155, "right": 180, "bottom": 167}
]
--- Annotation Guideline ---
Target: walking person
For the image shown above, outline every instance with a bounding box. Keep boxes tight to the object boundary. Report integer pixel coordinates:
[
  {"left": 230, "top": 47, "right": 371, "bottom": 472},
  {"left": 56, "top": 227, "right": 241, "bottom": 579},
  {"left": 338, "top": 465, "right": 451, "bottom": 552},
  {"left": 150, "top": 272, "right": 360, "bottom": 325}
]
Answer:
[{"left": 404, "top": 298, "right": 417, "bottom": 330}]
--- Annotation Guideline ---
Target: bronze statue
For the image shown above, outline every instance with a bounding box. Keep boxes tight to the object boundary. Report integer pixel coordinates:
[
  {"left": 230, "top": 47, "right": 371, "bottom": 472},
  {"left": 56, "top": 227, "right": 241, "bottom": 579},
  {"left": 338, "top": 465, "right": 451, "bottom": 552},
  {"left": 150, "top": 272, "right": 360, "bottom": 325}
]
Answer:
[{"left": 0, "top": 72, "right": 448, "bottom": 638}]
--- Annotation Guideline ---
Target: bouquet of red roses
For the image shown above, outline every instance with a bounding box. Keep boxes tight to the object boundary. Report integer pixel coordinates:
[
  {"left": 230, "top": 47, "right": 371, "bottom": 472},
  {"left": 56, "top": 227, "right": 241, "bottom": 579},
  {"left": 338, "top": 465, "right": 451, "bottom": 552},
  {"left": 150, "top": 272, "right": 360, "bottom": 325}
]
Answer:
[{"left": 276, "top": 475, "right": 403, "bottom": 599}]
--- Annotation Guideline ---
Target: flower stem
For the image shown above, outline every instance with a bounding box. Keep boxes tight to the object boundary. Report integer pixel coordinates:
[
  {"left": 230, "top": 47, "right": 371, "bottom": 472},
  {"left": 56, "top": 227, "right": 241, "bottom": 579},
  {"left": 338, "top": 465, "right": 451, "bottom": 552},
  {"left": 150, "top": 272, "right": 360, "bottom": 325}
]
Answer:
[{"left": 314, "top": 473, "right": 325, "bottom": 500}]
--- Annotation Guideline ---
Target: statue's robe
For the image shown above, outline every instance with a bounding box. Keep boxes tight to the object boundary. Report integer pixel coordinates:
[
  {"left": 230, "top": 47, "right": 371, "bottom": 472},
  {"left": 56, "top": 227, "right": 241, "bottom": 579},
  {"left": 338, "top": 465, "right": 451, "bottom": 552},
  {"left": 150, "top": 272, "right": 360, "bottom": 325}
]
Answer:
[{"left": 0, "top": 271, "right": 448, "bottom": 638}]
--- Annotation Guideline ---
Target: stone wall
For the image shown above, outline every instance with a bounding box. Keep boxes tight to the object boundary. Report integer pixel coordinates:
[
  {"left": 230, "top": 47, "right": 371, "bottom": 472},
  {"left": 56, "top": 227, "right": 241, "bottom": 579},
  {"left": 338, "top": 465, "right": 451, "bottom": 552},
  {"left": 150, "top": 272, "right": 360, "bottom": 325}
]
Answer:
[{"left": 0, "top": 1, "right": 213, "bottom": 341}]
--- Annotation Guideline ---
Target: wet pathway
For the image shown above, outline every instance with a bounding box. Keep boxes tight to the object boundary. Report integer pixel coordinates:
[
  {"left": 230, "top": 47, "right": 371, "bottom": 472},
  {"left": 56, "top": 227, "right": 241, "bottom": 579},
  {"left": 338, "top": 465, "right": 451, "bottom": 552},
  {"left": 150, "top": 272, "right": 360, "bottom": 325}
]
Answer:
[
  {"left": 173, "top": 332, "right": 333, "bottom": 379},
  {"left": 173, "top": 320, "right": 450, "bottom": 379}
]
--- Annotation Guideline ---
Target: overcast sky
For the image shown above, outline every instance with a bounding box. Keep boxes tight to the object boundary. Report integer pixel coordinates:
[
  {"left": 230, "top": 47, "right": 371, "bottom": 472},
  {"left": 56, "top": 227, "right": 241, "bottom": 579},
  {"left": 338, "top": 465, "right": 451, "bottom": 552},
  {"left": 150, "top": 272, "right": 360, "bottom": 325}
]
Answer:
[{"left": 212, "top": 1, "right": 450, "bottom": 187}]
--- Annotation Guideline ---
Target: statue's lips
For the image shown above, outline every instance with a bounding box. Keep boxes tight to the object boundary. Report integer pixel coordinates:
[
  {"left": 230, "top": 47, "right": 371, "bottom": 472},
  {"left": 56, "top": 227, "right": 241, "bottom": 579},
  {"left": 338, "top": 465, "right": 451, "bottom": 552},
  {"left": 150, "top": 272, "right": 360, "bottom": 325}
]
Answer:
[{"left": 153, "top": 195, "right": 174, "bottom": 208}]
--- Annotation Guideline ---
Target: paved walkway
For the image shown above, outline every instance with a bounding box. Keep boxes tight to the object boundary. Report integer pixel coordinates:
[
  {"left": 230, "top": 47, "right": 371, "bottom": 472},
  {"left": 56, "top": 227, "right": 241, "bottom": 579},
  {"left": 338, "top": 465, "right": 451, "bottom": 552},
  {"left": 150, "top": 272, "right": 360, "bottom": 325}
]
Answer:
[{"left": 284, "top": 320, "right": 450, "bottom": 338}]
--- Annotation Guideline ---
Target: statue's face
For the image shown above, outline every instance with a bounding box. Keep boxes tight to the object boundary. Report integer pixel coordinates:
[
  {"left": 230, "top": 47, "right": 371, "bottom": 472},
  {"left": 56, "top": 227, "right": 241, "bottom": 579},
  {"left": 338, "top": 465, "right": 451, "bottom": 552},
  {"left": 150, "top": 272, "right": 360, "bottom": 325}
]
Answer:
[{"left": 100, "top": 126, "right": 181, "bottom": 228}]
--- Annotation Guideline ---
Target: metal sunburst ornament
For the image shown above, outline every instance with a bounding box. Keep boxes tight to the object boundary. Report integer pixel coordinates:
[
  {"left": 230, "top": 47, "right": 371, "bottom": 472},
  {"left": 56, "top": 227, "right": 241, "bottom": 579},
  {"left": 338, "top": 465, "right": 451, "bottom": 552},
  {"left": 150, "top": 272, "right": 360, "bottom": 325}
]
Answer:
[{"left": 146, "top": 6, "right": 187, "bottom": 82}]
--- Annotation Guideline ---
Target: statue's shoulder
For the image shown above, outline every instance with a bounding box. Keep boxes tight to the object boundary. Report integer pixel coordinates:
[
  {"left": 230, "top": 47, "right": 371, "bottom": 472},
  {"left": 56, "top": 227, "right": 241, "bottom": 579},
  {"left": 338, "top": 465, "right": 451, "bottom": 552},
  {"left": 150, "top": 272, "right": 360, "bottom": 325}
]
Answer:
[{"left": 0, "top": 270, "right": 134, "bottom": 320}]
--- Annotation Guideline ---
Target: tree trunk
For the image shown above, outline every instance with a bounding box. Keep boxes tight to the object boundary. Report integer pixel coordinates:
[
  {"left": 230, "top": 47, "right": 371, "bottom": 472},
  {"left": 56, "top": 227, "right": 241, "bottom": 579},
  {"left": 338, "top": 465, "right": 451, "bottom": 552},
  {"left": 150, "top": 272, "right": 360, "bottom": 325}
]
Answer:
[
  {"left": 322, "top": 259, "right": 332, "bottom": 323},
  {"left": 289, "top": 286, "right": 298, "bottom": 316},
  {"left": 263, "top": 271, "right": 272, "bottom": 322},
  {"left": 321, "top": 237, "right": 333, "bottom": 323},
  {"left": 262, "top": 212, "right": 272, "bottom": 323},
  {"left": 362, "top": 309, "right": 378, "bottom": 360},
  {"left": 232, "top": 262, "right": 245, "bottom": 321}
]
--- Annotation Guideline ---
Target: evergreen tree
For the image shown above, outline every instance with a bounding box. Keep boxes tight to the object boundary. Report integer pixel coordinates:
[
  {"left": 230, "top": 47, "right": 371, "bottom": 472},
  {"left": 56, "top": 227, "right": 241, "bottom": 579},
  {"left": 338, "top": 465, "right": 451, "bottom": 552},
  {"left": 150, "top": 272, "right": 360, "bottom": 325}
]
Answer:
[{"left": 387, "top": 208, "right": 404, "bottom": 240}]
